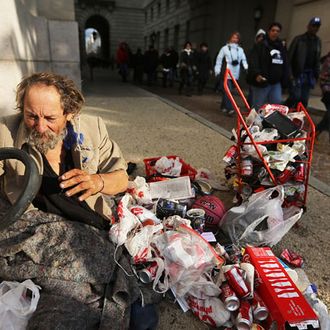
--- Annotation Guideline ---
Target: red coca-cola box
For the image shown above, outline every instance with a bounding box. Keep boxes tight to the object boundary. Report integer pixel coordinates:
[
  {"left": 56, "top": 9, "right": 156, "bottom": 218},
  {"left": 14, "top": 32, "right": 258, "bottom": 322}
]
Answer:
[{"left": 245, "top": 246, "right": 320, "bottom": 329}]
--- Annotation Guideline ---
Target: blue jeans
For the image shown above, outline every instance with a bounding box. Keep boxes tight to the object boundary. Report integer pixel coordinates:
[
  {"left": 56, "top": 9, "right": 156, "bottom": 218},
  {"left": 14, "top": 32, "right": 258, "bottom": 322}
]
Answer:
[
  {"left": 286, "top": 81, "right": 311, "bottom": 108},
  {"left": 221, "top": 79, "right": 234, "bottom": 110},
  {"left": 252, "top": 83, "right": 282, "bottom": 110}
]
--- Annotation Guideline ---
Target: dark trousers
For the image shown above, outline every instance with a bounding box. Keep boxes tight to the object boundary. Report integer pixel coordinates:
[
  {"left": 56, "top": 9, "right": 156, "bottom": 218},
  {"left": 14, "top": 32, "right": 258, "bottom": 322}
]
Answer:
[
  {"left": 316, "top": 92, "right": 330, "bottom": 139},
  {"left": 179, "top": 68, "right": 193, "bottom": 95}
]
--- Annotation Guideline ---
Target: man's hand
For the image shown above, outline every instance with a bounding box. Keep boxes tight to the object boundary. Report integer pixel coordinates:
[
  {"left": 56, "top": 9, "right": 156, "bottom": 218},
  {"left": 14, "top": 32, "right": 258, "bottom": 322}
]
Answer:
[
  {"left": 256, "top": 75, "right": 267, "bottom": 83},
  {"left": 59, "top": 169, "right": 104, "bottom": 201}
]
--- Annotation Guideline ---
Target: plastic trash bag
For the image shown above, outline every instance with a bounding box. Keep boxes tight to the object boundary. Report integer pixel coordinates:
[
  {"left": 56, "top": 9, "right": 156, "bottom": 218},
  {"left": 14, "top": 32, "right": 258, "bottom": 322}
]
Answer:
[
  {"left": 109, "top": 193, "right": 140, "bottom": 245},
  {"left": 152, "top": 224, "right": 223, "bottom": 296},
  {"left": 127, "top": 176, "right": 152, "bottom": 205},
  {"left": 220, "top": 186, "right": 303, "bottom": 247},
  {"left": 125, "top": 223, "right": 163, "bottom": 264},
  {"left": 0, "top": 279, "right": 41, "bottom": 330},
  {"left": 154, "top": 156, "right": 182, "bottom": 177},
  {"left": 186, "top": 295, "right": 230, "bottom": 328}
]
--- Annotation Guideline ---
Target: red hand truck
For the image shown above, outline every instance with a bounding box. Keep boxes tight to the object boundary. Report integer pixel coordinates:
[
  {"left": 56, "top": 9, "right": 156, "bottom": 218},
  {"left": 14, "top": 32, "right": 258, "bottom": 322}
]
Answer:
[{"left": 223, "top": 68, "right": 316, "bottom": 208}]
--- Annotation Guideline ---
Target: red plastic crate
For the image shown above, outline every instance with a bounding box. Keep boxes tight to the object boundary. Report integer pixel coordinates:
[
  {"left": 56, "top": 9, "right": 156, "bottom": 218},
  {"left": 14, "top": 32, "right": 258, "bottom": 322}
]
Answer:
[{"left": 143, "top": 155, "right": 197, "bottom": 182}]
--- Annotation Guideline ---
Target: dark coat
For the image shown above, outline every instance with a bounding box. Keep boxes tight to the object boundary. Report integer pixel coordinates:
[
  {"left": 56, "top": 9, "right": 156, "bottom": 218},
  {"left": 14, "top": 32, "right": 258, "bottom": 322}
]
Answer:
[
  {"left": 288, "top": 32, "right": 322, "bottom": 79},
  {"left": 247, "top": 36, "right": 289, "bottom": 87},
  {"left": 196, "top": 51, "right": 213, "bottom": 80}
]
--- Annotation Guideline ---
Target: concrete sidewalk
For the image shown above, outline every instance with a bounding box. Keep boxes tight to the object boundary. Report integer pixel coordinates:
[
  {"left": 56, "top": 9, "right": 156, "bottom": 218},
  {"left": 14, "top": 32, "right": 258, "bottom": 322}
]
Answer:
[{"left": 82, "top": 69, "right": 330, "bottom": 323}]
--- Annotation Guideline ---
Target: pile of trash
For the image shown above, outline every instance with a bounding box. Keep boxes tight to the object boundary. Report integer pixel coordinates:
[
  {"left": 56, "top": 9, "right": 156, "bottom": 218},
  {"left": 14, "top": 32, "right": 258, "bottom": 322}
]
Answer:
[
  {"left": 106, "top": 153, "right": 329, "bottom": 329},
  {"left": 224, "top": 104, "right": 312, "bottom": 208}
]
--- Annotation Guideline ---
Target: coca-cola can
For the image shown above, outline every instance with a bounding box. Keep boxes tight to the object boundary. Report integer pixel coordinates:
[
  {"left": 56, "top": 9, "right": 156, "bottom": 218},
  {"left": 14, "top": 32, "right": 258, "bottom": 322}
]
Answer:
[
  {"left": 236, "top": 300, "right": 253, "bottom": 330},
  {"left": 137, "top": 262, "right": 158, "bottom": 283},
  {"left": 224, "top": 266, "right": 250, "bottom": 298},
  {"left": 252, "top": 292, "right": 269, "bottom": 321},
  {"left": 223, "top": 145, "right": 238, "bottom": 164},
  {"left": 294, "top": 163, "right": 305, "bottom": 183},
  {"left": 220, "top": 282, "right": 240, "bottom": 311},
  {"left": 241, "top": 158, "right": 253, "bottom": 177},
  {"left": 277, "top": 166, "right": 295, "bottom": 184}
]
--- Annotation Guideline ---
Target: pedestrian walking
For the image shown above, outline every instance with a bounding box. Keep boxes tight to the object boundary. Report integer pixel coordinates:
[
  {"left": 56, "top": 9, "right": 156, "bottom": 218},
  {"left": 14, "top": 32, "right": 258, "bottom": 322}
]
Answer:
[
  {"left": 178, "top": 41, "right": 197, "bottom": 96},
  {"left": 116, "top": 42, "right": 130, "bottom": 82},
  {"left": 132, "top": 48, "right": 144, "bottom": 84},
  {"left": 285, "top": 17, "right": 322, "bottom": 108},
  {"left": 214, "top": 32, "right": 248, "bottom": 115},
  {"left": 247, "top": 29, "right": 266, "bottom": 105},
  {"left": 160, "top": 48, "right": 174, "bottom": 88},
  {"left": 196, "top": 42, "right": 213, "bottom": 95},
  {"left": 316, "top": 52, "right": 330, "bottom": 142},
  {"left": 247, "top": 22, "right": 289, "bottom": 110},
  {"left": 144, "top": 45, "right": 159, "bottom": 86}
]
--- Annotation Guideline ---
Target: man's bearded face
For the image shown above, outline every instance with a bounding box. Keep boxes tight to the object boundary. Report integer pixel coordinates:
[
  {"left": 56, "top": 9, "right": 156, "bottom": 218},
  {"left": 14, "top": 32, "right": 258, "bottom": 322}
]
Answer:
[{"left": 26, "top": 126, "right": 67, "bottom": 154}]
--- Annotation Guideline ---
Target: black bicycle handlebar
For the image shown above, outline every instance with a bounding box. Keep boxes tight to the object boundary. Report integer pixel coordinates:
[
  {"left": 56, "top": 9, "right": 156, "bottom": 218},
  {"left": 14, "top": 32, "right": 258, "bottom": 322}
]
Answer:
[{"left": 0, "top": 147, "right": 41, "bottom": 230}]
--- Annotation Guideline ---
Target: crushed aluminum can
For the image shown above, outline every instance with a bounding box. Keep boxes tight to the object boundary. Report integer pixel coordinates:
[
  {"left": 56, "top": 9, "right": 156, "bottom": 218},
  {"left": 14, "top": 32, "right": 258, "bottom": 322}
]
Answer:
[
  {"left": 277, "top": 166, "right": 295, "bottom": 184},
  {"left": 236, "top": 300, "right": 253, "bottom": 330},
  {"left": 224, "top": 266, "right": 250, "bottom": 298},
  {"left": 220, "top": 282, "right": 240, "bottom": 312},
  {"left": 252, "top": 292, "right": 269, "bottom": 321},
  {"left": 223, "top": 145, "right": 238, "bottom": 164},
  {"left": 280, "top": 249, "right": 304, "bottom": 268},
  {"left": 156, "top": 198, "right": 187, "bottom": 219},
  {"left": 137, "top": 262, "right": 158, "bottom": 283}
]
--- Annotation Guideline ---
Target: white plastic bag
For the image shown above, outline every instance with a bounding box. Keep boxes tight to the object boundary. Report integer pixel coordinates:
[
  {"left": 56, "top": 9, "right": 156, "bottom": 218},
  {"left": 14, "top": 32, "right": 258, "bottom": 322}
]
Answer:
[
  {"left": 152, "top": 224, "right": 223, "bottom": 296},
  {"left": 125, "top": 223, "right": 163, "bottom": 264},
  {"left": 0, "top": 279, "right": 41, "bottom": 330},
  {"left": 127, "top": 176, "right": 152, "bottom": 205},
  {"left": 109, "top": 193, "right": 140, "bottom": 245},
  {"left": 186, "top": 295, "right": 230, "bottom": 328},
  {"left": 154, "top": 156, "right": 182, "bottom": 177},
  {"left": 220, "top": 186, "right": 303, "bottom": 247}
]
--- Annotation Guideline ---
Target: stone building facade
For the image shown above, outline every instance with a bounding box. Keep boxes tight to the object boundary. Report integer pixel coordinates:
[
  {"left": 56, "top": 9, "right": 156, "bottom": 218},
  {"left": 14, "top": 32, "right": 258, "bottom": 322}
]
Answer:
[
  {"left": 143, "top": 0, "right": 277, "bottom": 57},
  {"left": 75, "top": 0, "right": 145, "bottom": 77},
  {"left": 143, "top": 0, "right": 329, "bottom": 60},
  {"left": 0, "top": 0, "right": 80, "bottom": 116}
]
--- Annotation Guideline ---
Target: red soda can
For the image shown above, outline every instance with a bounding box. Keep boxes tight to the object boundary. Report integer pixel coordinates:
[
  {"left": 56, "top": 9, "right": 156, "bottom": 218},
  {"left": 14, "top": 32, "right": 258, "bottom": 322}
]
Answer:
[
  {"left": 277, "top": 166, "right": 295, "bottom": 184},
  {"left": 137, "top": 262, "right": 158, "bottom": 283},
  {"left": 241, "top": 158, "right": 253, "bottom": 177},
  {"left": 252, "top": 292, "right": 269, "bottom": 321},
  {"left": 223, "top": 145, "right": 238, "bottom": 164},
  {"left": 294, "top": 163, "right": 305, "bottom": 183},
  {"left": 224, "top": 266, "right": 250, "bottom": 298},
  {"left": 280, "top": 248, "right": 304, "bottom": 268},
  {"left": 220, "top": 282, "right": 240, "bottom": 311},
  {"left": 236, "top": 300, "right": 253, "bottom": 330}
]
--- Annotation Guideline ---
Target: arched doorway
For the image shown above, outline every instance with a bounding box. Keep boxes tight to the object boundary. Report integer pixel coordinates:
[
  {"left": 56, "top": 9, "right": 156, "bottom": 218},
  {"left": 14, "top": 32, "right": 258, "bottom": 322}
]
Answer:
[{"left": 84, "top": 15, "right": 110, "bottom": 70}]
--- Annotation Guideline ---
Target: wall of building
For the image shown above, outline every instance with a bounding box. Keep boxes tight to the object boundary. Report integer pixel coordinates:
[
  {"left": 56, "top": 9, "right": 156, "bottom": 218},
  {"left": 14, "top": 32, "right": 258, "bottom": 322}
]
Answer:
[
  {"left": 143, "top": 0, "right": 277, "bottom": 59},
  {"left": 276, "top": 0, "right": 330, "bottom": 55},
  {"left": 0, "top": 0, "right": 80, "bottom": 116}
]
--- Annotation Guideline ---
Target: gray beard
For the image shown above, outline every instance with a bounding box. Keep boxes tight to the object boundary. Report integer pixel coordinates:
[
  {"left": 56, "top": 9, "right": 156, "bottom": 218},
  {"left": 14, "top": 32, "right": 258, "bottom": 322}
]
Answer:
[{"left": 26, "top": 127, "right": 67, "bottom": 154}]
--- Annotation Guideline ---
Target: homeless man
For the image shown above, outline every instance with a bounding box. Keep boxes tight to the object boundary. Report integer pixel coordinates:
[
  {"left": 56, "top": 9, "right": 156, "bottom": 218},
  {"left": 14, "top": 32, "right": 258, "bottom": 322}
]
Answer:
[{"left": 0, "top": 72, "right": 159, "bottom": 329}]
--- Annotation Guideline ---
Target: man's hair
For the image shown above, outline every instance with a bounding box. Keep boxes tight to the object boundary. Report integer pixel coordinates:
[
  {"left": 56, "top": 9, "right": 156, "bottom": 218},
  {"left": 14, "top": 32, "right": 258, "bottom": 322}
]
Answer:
[
  {"left": 16, "top": 72, "right": 85, "bottom": 115},
  {"left": 268, "top": 22, "right": 282, "bottom": 31}
]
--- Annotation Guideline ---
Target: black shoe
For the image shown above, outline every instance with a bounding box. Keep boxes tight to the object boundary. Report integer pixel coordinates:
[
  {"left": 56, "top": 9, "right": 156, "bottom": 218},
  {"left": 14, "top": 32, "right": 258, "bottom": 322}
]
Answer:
[{"left": 127, "top": 162, "right": 137, "bottom": 175}]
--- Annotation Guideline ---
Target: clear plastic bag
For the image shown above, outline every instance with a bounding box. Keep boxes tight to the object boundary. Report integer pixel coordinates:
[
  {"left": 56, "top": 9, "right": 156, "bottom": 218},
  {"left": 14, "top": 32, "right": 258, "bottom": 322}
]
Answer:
[
  {"left": 152, "top": 224, "right": 223, "bottom": 296},
  {"left": 0, "top": 279, "right": 41, "bottom": 330},
  {"left": 220, "top": 186, "right": 303, "bottom": 247}
]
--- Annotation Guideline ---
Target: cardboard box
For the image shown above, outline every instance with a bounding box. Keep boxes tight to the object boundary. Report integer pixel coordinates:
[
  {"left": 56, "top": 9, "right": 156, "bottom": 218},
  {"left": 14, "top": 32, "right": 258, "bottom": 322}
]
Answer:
[{"left": 245, "top": 247, "right": 320, "bottom": 330}]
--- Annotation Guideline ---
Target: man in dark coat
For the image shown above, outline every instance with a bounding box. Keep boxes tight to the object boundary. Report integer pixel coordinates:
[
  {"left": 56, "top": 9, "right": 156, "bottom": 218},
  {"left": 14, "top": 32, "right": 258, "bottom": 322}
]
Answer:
[
  {"left": 247, "top": 22, "right": 289, "bottom": 110},
  {"left": 196, "top": 43, "right": 213, "bottom": 94},
  {"left": 285, "top": 17, "right": 322, "bottom": 108}
]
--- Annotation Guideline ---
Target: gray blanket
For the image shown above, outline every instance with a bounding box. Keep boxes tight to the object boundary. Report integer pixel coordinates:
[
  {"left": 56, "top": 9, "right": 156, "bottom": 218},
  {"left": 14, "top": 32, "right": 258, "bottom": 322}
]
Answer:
[{"left": 0, "top": 206, "right": 160, "bottom": 329}]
